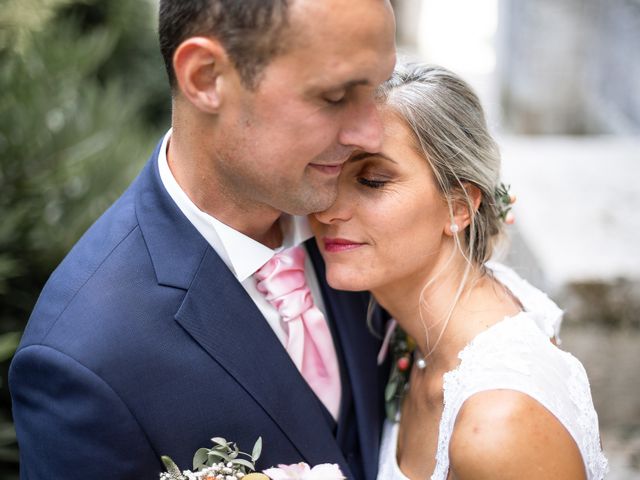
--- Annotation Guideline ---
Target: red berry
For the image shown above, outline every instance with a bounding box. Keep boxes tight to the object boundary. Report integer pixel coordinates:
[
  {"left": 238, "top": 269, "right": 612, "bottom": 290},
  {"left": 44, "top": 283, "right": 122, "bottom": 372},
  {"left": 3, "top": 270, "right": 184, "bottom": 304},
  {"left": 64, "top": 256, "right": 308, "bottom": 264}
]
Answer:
[{"left": 397, "top": 356, "right": 410, "bottom": 371}]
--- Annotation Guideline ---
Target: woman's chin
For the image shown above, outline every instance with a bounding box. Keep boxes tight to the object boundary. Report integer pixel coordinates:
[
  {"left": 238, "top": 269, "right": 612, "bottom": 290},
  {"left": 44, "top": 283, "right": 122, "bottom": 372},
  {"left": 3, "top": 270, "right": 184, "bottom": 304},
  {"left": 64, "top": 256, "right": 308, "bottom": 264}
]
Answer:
[{"left": 326, "top": 268, "right": 371, "bottom": 292}]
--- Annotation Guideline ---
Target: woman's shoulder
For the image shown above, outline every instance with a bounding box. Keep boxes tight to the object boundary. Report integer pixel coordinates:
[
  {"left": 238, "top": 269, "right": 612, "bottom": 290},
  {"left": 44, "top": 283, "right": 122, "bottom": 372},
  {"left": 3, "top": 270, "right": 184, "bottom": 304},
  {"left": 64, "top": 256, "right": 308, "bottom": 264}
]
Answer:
[
  {"left": 448, "top": 389, "right": 587, "bottom": 480},
  {"left": 441, "top": 315, "right": 608, "bottom": 479},
  {"left": 435, "top": 263, "right": 608, "bottom": 479},
  {"left": 448, "top": 311, "right": 595, "bottom": 439}
]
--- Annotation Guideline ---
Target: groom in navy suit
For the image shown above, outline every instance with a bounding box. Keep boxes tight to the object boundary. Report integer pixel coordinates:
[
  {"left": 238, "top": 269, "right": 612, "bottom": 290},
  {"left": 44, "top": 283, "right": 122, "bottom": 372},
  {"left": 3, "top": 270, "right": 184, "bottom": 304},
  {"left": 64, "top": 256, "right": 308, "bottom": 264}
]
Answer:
[{"left": 9, "top": 1, "right": 396, "bottom": 478}]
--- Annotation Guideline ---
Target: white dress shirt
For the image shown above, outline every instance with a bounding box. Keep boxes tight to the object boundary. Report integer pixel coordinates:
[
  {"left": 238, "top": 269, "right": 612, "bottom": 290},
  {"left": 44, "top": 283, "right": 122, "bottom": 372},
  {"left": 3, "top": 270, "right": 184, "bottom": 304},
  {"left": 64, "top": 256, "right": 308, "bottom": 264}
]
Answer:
[{"left": 157, "top": 130, "right": 329, "bottom": 349}]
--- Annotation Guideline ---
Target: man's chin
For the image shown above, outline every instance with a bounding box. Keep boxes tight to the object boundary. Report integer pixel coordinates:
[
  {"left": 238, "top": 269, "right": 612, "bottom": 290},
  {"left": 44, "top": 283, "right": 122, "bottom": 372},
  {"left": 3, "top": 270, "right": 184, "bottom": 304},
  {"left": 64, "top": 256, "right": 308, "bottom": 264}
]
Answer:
[{"left": 279, "top": 186, "right": 338, "bottom": 216}]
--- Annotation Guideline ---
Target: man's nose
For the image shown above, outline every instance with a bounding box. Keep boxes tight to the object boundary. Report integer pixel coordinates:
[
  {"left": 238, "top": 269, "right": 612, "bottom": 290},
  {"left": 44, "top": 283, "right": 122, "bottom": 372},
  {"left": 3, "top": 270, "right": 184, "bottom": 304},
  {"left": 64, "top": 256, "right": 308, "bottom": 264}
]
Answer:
[{"left": 338, "top": 99, "right": 383, "bottom": 153}]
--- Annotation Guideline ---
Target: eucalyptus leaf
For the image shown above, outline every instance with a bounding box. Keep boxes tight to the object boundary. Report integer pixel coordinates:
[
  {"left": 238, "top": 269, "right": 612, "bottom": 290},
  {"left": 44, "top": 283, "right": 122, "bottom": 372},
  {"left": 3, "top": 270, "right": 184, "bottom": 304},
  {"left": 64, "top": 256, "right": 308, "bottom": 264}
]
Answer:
[
  {"left": 161, "top": 456, "right": 185, "bottom": 480},
  {"left": 232, "top": 458, "right": 257, "bottom": 471},
  {"left": 385, "top": 377, "right": 398, "bottom": 402},
  {"left": 192, "top": 448, "right": 210, "bottom": 470},
  {"left": 211, "top": 437, "right": 228, "bottom": 447},
  {"left": 208, "top": 450, "right": 232, "bottom": 462},
  {"left": 252, "top": 437, "right": 263, "bottom": 462}
]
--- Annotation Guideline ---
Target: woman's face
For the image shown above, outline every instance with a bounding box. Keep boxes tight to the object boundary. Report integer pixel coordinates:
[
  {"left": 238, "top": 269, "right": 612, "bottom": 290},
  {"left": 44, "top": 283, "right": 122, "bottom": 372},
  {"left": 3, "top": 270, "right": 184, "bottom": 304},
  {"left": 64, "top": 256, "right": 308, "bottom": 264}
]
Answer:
[{"left": 310, "top": 109, "right": 452, "bottom": 293}]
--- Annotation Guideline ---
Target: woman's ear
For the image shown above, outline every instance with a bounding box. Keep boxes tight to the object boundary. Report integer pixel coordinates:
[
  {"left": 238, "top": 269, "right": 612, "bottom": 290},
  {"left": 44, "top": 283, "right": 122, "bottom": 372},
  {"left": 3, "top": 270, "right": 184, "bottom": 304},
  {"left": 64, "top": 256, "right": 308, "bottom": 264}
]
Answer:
[
  {"left": 173, "top": 36, "right": 230, "bottom": 113},
  {"left": 446, "top": 183, "right": 482, "bottom": 236}
]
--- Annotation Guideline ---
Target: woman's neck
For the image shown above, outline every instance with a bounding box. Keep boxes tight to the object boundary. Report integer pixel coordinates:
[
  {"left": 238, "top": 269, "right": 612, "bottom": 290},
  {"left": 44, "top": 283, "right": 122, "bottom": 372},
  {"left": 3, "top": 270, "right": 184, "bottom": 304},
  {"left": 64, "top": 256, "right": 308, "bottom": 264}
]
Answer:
[
  {"left": 374, "top": 259, "right": 522, "bottom": 374},
  {"left": 372, "top": 250, "right": 465, "bottom": 363}
]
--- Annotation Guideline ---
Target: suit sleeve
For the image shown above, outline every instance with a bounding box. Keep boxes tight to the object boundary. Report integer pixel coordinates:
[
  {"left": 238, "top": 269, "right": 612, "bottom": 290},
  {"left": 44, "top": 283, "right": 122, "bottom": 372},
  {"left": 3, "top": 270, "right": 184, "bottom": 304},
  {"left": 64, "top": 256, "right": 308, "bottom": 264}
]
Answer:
[{"left": 9, "top": 344, "right": 160, "bottom": 480}]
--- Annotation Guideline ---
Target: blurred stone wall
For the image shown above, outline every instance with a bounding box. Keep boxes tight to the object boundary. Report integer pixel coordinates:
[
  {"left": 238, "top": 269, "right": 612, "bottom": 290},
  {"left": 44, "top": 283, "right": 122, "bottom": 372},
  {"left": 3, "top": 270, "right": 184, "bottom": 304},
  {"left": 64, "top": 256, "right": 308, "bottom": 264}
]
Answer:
[
  {"left": 391, "top": 0, "right": 421, "bottom": 49},
  {"left": 498, "top": 0, "right": 640, "bottom": 134},
  {"left": 589, "top": 0, "right": 640, "bottom": 133}
]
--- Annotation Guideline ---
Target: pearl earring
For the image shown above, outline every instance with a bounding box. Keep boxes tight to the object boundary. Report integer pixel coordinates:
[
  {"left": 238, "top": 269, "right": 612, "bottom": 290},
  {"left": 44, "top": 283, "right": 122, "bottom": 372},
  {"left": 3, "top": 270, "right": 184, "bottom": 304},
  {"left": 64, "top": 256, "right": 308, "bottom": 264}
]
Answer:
[{"left": 450, "top": 223, "right": 459, "bottom": 234}]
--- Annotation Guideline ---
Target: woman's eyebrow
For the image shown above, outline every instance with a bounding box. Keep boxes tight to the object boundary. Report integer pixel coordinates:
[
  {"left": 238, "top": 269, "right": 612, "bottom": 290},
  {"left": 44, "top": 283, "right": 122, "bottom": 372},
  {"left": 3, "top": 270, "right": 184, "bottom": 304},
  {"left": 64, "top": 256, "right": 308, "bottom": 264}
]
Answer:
[{"left": 349, "top": 151, "right": 397, "bottom": 164}]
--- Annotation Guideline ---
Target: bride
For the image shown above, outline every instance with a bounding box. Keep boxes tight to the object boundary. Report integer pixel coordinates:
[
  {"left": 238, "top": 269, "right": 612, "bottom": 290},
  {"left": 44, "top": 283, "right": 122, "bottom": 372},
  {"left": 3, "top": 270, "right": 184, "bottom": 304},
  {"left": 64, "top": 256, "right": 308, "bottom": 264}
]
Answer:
[{"left": 310, "top": 64, "right": 608, "bottom": 480}]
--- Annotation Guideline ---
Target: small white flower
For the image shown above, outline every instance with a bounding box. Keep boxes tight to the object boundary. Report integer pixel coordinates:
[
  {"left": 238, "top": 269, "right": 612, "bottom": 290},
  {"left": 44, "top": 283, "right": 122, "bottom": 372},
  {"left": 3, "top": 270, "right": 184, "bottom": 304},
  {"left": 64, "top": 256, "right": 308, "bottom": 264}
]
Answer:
[
  {"left": 182, "top": 471, "right": 198, "bottom": 480},
  {"left": 263, "top": 462, "right": 345, "bottom": 480}
]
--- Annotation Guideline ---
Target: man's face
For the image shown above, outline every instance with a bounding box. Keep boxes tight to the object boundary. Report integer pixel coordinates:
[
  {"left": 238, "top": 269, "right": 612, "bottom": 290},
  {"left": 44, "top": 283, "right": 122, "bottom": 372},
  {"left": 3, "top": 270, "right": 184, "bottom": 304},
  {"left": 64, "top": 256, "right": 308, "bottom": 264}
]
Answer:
[{"left": 212, "top": 0, "right": 396, "bottom": 215}]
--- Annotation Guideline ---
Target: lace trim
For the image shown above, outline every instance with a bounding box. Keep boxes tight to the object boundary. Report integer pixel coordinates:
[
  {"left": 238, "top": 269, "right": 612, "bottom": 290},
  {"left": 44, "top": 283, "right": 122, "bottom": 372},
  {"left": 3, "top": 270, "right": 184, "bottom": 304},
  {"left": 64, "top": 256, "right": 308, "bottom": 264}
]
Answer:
[
  {"left": 432, "top": 315, "right": 608, "bottom": 480},
  {"left": 432, "top": 314, "right": 534, "bottom": 480},
  {"left": 566, "top": 352, "right": 609, "bottom": 479},
  {"left": 486, "top": 261, "right": 563, "bottom": 341},
  {"left": 378, "top": 263, "right": 607, "bottom": 480}
]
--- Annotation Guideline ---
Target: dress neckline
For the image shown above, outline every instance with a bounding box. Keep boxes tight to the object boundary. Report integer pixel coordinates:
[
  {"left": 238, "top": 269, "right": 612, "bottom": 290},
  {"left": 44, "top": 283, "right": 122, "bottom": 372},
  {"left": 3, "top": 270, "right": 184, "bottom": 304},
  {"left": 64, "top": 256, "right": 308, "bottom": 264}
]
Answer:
[
  {"left": 388, "top": 311, "right": 534, "bottom": 480},
  {"left": 387, "top": 260, "right": 562, "bottom": 480}
]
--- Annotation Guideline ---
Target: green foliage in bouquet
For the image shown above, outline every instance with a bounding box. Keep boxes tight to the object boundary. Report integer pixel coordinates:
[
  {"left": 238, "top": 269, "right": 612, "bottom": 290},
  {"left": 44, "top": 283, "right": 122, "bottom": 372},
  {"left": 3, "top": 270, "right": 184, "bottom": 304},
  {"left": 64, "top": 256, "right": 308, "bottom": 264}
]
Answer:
[{"left": 161, "top": 437, "right": 264, "bottom": 480}]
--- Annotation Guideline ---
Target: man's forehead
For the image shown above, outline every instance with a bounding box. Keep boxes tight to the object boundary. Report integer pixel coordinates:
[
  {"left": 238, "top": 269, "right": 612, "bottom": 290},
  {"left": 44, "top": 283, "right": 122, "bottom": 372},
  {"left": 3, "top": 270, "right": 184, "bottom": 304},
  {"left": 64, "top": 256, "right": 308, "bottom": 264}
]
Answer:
[
  {"left": 287, "top": 0, "right": 395, "bottom": 46},
  {"left": 267, "top": 0, "right": 395, "bottom": 89}
]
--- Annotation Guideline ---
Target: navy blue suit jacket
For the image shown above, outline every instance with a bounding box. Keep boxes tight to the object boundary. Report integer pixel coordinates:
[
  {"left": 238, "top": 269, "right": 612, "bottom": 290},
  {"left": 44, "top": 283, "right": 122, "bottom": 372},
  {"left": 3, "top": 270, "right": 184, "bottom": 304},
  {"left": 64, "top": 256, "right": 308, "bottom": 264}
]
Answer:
[{"left": 9, "top": 140, "right": 388, "bottom": 480}]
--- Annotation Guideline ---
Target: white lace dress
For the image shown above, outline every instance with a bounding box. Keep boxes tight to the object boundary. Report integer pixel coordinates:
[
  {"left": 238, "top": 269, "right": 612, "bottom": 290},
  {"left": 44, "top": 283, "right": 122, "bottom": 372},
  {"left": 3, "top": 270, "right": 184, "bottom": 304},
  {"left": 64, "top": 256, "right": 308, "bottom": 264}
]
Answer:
[{"left": 377, "top": 262, "right": 609, "bottom": 480}]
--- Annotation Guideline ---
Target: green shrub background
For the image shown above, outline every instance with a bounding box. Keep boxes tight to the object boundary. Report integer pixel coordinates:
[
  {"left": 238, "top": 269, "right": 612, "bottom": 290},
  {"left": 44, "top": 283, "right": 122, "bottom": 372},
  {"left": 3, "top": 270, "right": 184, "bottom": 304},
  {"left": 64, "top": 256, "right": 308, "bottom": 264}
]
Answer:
[{"left": 0, "top": 0, "right": 170, "bottom": 475}]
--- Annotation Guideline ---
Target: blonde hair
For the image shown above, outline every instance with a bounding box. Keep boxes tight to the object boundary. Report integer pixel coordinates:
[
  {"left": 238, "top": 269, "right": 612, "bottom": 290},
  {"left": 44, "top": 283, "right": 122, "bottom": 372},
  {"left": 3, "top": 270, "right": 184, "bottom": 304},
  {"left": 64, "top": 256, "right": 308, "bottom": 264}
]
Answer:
[
  {"left": 378, "top": 63, "right": 504, "bottom": 264},
  {"left": 376, "top": 63, "right": 506, "bottom": 355}
]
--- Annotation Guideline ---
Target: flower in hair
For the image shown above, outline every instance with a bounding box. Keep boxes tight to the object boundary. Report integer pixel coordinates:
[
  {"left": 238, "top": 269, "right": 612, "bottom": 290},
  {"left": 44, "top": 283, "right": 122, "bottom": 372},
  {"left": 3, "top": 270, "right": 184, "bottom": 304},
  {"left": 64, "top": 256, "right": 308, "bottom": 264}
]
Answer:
[{"left": 495, "top": 182, "right": 516, "bottom": 224}]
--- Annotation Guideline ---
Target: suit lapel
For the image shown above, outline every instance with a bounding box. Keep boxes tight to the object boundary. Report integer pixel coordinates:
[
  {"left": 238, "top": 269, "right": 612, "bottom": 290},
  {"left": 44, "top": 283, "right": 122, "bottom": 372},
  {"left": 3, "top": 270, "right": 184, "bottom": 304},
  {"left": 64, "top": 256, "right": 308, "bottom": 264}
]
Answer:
[
  {"left": 135, "top": 145, "right": 354, "bottom": 474},
  {"left": 306, "top": 239, "right": 385, "bottom": 480},
  {"left": 173, "top": 248, "right": 349, "bottom": 471}
]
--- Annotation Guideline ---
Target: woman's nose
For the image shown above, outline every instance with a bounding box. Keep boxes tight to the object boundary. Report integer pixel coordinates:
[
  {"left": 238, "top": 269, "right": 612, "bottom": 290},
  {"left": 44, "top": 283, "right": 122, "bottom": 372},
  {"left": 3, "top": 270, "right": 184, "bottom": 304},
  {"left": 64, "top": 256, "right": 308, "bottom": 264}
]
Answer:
[{"left": 312, "top": 183, "right": 353, "bottom": 225}]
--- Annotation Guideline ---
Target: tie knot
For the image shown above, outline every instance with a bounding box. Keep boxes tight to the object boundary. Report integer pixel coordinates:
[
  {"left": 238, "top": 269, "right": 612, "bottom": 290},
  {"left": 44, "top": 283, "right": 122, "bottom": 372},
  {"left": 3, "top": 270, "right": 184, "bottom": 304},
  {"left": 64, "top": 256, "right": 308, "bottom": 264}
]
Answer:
[
  {"left": 255, "top": 246, "right": 306, "bottom": 280},
  {"left": 254, "top": 246, "right": 312, "bottom": 320}
]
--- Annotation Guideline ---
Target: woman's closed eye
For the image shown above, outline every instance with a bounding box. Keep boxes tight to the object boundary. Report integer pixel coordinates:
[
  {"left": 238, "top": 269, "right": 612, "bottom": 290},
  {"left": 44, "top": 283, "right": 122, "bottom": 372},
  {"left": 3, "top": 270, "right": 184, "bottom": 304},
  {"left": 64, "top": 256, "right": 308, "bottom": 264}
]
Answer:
[{"left": 358, "top": 177, "right": 389, "bottom": 189}]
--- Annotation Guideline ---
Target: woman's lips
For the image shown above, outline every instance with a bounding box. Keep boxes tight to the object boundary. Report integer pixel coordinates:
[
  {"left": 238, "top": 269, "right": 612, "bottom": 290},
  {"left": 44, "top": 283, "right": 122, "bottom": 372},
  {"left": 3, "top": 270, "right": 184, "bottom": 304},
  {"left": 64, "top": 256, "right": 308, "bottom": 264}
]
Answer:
[{"left": 323, "top": 237, "right": 365, "bottom": 253}]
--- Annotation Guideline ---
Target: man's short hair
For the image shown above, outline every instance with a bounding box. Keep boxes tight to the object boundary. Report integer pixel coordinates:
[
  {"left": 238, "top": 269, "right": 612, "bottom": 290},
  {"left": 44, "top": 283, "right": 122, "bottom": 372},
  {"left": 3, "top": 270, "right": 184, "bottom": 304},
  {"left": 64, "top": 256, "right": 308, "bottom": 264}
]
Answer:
[{"left": 159, "top": 0, "right": 290, "bottom": 90}]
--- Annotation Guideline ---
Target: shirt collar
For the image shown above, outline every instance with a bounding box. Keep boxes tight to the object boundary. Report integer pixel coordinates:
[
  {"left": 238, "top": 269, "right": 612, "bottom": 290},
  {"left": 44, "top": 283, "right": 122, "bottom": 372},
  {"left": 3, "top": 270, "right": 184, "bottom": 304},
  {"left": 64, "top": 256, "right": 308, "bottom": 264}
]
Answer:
[{"left": 157, "top": 129, "right": 313, "bottom": 282}]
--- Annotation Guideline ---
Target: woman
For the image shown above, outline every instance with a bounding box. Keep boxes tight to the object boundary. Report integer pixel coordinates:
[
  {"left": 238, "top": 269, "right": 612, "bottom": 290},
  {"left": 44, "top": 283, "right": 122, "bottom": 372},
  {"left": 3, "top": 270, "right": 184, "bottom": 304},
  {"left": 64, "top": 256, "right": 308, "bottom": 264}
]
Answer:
[{"left": 310, "top": 64, "right": 608, "bottom": 480}]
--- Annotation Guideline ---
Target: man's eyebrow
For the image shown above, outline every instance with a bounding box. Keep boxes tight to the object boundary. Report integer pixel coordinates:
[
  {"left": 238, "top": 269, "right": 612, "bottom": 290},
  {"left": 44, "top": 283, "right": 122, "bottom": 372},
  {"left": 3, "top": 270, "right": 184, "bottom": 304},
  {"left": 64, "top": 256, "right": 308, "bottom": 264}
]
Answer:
[
  {"left": 349, "top": 151, "right": 397, "bottom": 164},
  {"left": 322, "top": 79, "right": 370, "bottom": 91},
  {"left": 341, "top": 79, "right": 370, "bottom": 89}
]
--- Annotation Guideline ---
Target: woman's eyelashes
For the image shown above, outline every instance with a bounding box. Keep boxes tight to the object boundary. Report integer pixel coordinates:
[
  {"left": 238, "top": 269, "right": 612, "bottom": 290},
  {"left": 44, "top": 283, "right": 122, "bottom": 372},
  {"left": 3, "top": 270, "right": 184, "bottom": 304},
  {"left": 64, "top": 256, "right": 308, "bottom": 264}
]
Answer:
[
  {"left": 357, "top": 177, "right": 389, "bottom": 189},
  {"left": 348, "top": 158, "right": 396, "bottom": 189}
]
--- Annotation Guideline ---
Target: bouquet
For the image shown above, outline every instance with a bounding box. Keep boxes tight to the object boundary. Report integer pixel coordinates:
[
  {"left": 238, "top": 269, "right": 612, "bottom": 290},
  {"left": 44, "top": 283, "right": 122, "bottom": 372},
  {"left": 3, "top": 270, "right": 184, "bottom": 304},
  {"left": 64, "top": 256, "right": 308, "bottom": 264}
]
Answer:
[{"left": 160, "top": 437, "right": 345, "bottom": 480}]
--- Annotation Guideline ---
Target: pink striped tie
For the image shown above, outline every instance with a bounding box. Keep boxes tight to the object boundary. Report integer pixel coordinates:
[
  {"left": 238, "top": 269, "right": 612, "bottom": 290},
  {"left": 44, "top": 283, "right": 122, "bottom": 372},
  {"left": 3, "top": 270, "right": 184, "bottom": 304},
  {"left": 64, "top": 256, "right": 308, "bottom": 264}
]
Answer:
[{"left": 254, "top": 246, "right": 341, "bottom": 419}]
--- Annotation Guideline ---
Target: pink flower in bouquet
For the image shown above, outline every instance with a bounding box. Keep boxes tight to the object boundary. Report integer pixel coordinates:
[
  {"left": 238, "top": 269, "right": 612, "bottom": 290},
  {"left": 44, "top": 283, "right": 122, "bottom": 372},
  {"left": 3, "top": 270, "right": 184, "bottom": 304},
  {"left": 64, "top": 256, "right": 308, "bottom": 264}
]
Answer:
[{"left": 263, "top": 462, "right": 345, "bottom": 480}]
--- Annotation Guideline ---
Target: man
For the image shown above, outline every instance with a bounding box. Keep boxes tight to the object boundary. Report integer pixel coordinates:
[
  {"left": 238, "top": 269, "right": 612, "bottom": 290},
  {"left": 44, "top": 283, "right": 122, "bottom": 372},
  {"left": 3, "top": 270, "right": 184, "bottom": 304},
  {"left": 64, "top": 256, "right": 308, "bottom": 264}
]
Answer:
[{"left": 9, "top": 0, "right": 396, "bottom": 478}]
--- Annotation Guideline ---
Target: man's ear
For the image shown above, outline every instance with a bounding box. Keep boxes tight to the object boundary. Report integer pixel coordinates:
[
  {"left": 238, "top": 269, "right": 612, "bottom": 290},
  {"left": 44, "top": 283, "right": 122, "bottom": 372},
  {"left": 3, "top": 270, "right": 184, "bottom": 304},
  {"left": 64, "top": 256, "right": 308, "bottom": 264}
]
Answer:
[
  {"left": 173, "top": 37, "right": 230, "bottom": 113},
  {"left": 446, "top": 183, "right": 483, "bottom": 236}
]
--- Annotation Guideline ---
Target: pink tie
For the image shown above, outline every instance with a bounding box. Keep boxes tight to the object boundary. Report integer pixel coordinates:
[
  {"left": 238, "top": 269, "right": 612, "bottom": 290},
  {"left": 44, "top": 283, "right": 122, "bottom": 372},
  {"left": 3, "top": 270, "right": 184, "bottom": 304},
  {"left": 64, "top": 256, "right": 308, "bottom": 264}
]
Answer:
[{"left": 254, "top": 246, "right": 342, "bottom": 419}]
